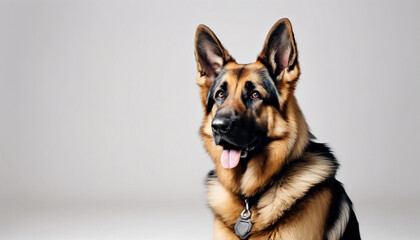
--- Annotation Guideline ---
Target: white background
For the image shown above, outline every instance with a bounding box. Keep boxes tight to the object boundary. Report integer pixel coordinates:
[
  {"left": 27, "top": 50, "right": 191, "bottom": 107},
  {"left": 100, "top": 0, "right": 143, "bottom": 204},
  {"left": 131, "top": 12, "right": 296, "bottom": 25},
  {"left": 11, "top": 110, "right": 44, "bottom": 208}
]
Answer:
[{"left": 1, "top": 0, "right": 419, "bottom": 239}]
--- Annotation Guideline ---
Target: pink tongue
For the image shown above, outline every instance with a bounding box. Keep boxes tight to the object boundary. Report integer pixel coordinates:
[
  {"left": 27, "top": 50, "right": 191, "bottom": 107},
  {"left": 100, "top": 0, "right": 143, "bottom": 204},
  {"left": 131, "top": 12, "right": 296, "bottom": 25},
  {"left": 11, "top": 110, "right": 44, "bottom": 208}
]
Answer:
[{"left": 221, "top": 149, "right": 241, "bottom": 169}]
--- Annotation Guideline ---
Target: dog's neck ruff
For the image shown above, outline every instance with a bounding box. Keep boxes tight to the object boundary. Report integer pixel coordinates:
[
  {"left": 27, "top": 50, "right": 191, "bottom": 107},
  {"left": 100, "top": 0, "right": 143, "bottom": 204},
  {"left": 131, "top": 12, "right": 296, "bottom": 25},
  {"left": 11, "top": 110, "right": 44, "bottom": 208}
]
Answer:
[{"left": 206, "top": 141, "right": 338, "bottom": 237}]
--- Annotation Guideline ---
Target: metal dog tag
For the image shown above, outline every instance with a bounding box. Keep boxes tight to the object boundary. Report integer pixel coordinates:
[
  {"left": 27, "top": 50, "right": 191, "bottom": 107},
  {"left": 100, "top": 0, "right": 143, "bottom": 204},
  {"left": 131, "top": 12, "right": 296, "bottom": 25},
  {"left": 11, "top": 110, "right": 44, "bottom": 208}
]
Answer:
[{"left": 234, "top": 199, "right": 252, "bottom": 239}]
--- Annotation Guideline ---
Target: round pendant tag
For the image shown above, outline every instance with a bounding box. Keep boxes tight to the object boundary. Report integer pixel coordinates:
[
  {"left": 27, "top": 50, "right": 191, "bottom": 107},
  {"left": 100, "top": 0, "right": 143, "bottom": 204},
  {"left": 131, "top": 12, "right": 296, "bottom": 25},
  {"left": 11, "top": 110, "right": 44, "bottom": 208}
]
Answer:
[{"left": 234, "top": 217, "right": 252, "bottom": 239}]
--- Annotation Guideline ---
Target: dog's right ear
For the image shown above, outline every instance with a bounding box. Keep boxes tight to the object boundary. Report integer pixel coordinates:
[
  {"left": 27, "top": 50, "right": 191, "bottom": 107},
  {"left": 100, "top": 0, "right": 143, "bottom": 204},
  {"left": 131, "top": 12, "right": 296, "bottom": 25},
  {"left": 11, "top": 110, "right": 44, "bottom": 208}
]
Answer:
[
  {"left": 194, "top": 25, "right": 234, "bottom": 86},
  {"left": 258, "top": 18, "right": 298, "bottom": 84}
]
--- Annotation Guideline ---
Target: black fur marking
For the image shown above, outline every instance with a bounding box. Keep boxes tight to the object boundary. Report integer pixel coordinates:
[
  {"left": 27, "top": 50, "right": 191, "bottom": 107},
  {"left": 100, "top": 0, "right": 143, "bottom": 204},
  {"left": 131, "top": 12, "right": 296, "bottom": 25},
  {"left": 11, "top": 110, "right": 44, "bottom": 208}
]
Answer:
[
  {"left": 207, "top": 169, "right": 216, "bottom": 179},
  {"left": 242, "top": 81, "right": 256, "bottom": 110},
  {"left": 341, "top": 207, "right": 361, "bottom": 239},
  {"left": 305, "top": 141, "right": 339, "bottom": 169},
  {"left": 257, "top": 56, "right": 270, "bottom": 73},
  {"left": 204, "top": 170, "right": 217, "bottom": 189},
  {"left": 219, "top": 81, "right": 228, "bottom": 92},
  {"left": 245, "top": 81, "right": 254, "bottom": 92},
  {"left": 324, "top": 180, "right": 361, "bottom": 240},
  {"left": 235, "top": 67, "right": 245, "bottom": 80},
  {"left": 288, "top": 60, "right": 296, "bottom": 72},
  {"left": 324, "top": 180, "right": 343, "bottom": 237},
  {"left": 259, "top": 71, "right": 280, "bottom": 111},
  {"left": 214, "top": 81, "right": 228, "bottom": 107},
  {"left": 206, "top": 70, "right": 226, "bottom": 113}
]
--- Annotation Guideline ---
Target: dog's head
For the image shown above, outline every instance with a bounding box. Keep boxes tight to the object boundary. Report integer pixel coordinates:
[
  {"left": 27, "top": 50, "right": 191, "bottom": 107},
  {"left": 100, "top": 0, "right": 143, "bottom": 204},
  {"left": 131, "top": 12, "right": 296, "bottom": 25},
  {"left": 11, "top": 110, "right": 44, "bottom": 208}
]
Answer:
[{"left": 195, "top": 19, "right": 307, "bottom": 172}]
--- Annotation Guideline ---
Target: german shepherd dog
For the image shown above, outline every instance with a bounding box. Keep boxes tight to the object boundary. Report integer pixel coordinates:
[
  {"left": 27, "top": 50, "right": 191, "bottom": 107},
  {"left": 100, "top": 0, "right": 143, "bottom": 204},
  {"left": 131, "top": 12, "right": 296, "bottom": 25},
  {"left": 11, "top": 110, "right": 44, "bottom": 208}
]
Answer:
[{"left": 194, "top": 19, "right": 361, "bottom": 239}]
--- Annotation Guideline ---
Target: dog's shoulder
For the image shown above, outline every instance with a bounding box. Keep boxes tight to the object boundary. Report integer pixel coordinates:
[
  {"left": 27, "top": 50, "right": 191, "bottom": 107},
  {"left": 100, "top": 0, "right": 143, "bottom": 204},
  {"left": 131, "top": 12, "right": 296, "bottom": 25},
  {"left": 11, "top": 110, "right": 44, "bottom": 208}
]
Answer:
[
  {"left": 302, "top": 141, "right": 361, "bottom": 239},
  {"left": 324, "top": 179, "right": 361, "bottom": 240}
]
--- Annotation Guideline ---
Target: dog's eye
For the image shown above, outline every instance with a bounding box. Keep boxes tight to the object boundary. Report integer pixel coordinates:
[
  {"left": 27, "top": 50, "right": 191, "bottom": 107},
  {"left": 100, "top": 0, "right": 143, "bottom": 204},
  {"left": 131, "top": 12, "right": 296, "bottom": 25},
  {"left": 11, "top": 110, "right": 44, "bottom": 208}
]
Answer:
[
  {"left": 216, "top": 90, "right": 225, "bottom": 99},
  {"left": 251, "top": 91, "right": 260, "bottom": 100}
]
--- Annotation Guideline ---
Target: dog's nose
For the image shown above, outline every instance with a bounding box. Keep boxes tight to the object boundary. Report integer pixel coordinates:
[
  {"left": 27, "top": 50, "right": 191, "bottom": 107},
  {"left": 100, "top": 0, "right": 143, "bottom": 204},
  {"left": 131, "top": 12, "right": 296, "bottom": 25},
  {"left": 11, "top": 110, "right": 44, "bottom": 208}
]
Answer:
[{"left": 212, "top": 117, "right": 233, "bottom": 134}]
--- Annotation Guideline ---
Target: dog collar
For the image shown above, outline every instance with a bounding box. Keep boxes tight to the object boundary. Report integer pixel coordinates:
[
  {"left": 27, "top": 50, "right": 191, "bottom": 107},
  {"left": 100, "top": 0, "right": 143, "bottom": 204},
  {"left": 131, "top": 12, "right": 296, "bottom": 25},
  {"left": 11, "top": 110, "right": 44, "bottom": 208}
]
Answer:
[{"left": 234, "top": 197, "right": 253, "bottom": 239}]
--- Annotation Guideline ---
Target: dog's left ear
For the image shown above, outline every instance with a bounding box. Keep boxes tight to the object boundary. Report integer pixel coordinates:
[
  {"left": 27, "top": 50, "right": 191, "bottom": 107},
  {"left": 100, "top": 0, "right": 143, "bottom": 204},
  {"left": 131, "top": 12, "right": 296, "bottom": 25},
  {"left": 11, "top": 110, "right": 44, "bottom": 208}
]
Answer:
[
  {"left": 258, "top": 18, "right": 298, "bottom": 83},
  {"left": 194, "top": 25, "right": 234, "bottom": 86}
]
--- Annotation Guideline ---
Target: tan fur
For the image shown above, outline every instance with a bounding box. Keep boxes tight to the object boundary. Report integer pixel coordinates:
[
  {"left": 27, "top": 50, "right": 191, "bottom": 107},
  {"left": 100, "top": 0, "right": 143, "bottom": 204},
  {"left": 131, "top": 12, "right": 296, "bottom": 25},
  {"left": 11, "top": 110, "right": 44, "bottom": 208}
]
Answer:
[
  {"left": 207, "top": 175, "right": 243, "bottom": 226},
  {"left": 207, "top": 153, "right": 336, "bottom": 238},
  {"left": 213, "top": 217, "right": 239, "bottom": 240},
  {"left": 251, "top": 188, "right": 332, "bottom": 240},
  {"left": 253, "top": 153, "right": 336, "bottom": 230}
]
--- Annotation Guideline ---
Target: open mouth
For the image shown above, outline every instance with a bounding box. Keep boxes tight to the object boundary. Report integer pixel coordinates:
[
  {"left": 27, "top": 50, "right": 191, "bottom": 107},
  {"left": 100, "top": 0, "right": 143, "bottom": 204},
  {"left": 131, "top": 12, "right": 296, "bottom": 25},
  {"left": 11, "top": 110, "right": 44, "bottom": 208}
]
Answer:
[{"left": 218, "top": 139, "right": 258, "bottom": 169}]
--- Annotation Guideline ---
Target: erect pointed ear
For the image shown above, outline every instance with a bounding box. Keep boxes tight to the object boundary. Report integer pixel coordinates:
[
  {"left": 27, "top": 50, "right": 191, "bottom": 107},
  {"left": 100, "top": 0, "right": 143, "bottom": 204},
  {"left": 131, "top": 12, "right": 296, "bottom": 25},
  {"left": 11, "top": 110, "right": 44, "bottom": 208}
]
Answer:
[
  {"left": 194, "top": 25, "right": 234, "bottom": 83},
  {"left": 258, "top": 18, "right": 298, "bottom": 82}
]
